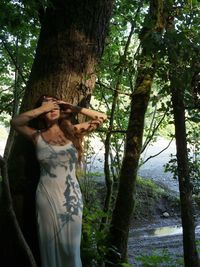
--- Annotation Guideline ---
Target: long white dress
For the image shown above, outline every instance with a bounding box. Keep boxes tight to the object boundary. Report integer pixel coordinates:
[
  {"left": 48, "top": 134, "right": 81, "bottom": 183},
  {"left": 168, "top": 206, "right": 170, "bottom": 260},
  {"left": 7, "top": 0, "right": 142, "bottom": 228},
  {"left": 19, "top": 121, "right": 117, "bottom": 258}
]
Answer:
[{"left": 36, "top": 134, "right": 83, "bottom": 267}]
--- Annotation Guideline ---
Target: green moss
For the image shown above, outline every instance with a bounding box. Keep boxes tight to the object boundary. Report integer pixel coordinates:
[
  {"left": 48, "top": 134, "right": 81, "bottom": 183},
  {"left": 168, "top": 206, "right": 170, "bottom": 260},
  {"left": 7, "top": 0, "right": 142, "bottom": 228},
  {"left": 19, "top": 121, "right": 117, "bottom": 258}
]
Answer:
[{"left": 137, "top": 176, "right": 165, "bottom": 197}]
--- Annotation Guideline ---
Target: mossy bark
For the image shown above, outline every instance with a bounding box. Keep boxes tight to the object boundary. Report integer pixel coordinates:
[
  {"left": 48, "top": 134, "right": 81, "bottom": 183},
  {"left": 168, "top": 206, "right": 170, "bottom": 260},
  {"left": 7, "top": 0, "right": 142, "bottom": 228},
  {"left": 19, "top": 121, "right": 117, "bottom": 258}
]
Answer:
[
  {"left": 106, "top": 0, "right": 167, "bottom": 265},
  {"left": 106, "top": 69, "right": 155, "bottom": 266}
]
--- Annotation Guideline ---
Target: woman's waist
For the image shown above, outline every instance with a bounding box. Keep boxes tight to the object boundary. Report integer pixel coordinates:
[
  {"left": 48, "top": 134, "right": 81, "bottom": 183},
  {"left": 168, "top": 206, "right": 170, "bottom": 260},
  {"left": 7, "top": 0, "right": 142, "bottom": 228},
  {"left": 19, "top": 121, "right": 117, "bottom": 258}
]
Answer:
[{"left": 39, "top": 172, "right": 78, "bottom": 183}]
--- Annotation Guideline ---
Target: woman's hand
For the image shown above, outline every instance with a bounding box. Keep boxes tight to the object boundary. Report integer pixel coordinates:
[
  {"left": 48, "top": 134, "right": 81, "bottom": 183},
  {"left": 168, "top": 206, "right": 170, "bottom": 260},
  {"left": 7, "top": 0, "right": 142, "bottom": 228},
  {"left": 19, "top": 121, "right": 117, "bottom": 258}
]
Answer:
[
  {"left": 40, "top": 99, "right": 60, "bottom": 113},
  {"left": 57, "top": 101, "right": 81, "bottom": 113}
]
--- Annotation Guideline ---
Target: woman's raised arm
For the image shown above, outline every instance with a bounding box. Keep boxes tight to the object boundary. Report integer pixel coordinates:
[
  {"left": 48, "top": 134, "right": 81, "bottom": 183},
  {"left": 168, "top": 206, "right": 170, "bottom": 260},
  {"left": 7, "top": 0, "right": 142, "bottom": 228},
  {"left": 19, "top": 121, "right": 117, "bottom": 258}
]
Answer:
[
  {"left": 74, "top": 107, "right": 107, "bottom": 134},
  {"left": 57, "top": 101, "right": 107, "bottom": 135},
  {"left": 10, "top": 101, "right": 56, "bottom": 140}
]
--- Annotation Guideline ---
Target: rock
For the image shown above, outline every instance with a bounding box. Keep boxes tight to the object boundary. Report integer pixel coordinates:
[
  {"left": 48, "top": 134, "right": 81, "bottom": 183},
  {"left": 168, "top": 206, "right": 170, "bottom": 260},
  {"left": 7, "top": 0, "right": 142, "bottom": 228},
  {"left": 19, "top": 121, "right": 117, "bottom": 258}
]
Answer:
[{"left": 163, "top": 212, "right": 170, "bottom": 218}]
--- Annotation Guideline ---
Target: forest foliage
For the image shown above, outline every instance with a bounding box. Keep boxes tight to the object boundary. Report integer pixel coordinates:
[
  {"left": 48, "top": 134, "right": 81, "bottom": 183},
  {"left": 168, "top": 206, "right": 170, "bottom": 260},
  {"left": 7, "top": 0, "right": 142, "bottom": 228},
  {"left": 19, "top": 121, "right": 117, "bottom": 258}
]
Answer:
[{"left": 0, "top": 1, "right": 200, "bottom": 183}]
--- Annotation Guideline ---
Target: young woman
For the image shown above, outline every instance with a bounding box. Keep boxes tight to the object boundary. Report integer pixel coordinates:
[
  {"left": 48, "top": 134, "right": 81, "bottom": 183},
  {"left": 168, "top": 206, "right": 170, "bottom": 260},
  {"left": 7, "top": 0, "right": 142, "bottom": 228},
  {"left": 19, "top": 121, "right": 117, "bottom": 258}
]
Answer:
[{"left": 11, "top": 95, "right": 107, "bottom": 267}]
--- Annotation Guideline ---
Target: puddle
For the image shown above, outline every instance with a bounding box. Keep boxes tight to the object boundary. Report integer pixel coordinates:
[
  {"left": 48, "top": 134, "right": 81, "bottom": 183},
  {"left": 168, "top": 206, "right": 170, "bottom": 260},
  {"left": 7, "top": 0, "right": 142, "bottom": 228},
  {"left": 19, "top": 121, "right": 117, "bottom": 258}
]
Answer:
[{"left": 130, "top": 224, "right": 200, "bottom": 239}]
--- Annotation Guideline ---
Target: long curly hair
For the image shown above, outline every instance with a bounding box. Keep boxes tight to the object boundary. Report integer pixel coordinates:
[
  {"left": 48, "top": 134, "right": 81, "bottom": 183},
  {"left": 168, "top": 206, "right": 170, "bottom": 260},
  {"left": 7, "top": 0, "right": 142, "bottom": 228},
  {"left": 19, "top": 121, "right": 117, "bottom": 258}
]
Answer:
[{"left": 30, "top": 95, "right": 83, "bottom": 162}]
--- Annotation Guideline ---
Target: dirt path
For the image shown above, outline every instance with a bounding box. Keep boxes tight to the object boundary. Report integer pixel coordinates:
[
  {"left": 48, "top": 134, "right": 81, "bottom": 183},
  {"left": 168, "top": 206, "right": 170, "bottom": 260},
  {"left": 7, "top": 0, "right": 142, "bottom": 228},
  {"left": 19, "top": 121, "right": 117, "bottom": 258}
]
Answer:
[{"left": 128, "top": 218, "right": 200, "bottom": 266}]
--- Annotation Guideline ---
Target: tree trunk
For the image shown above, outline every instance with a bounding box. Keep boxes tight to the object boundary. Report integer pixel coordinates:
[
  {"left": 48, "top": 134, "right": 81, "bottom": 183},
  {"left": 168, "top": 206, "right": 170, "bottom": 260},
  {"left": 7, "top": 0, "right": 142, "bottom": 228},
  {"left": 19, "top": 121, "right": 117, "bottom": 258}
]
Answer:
[
  {"left": 22, "top": 0, "right": 114, "bottom": 110},
  {"left": 2, "top": 1, "right": 114, "bottom": 266},
  {"left": 105, "top": 0, "right": 167, "bottom": 265},
  {"left": 168, "top": 27, "right": 200, "bottom": 266},
  {"left": 106, "top": 75, "right": 153, "bottom": 265},
  {"left": 171, "top": 81, "right": 200, "bottom": 267},
  {"left": 165, "top": 2, "right": 200, "bottom": 262}
]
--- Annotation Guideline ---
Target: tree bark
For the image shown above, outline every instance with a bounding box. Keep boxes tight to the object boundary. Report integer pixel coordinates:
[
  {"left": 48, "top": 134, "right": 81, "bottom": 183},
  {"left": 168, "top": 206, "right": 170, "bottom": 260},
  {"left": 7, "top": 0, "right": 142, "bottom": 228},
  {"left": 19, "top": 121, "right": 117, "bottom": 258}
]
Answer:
[
  {"left": 167, "top": 22, "right": 200, "bottom": 265},
  {"left": 2, "top": 1, "right": 114, "bottom": 266},
  {"left": 22, "top": 0, "right": 114, "bottom": 110},
  {"left": 164, "top": 1, "right": 200, "bottom": 263},
  {"left": 105, "top": 0, "right": 167, "bottom": 265},
  {"left": 171, "top": 80, "right": 200, "bottom": 267}
]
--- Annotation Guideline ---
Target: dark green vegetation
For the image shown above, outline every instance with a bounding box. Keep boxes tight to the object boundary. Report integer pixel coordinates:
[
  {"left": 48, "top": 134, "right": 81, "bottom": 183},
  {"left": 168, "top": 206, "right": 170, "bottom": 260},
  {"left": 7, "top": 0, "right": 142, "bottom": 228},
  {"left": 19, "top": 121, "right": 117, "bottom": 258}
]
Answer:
[{"left": 0, "top": 0, "right": 200, "bottom": 266}]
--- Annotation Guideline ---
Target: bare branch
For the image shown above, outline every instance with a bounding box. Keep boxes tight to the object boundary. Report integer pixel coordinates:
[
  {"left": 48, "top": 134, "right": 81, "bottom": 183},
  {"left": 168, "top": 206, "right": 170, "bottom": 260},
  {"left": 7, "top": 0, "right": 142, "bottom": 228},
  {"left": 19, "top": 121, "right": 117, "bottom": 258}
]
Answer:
[
  {"left": 140, "top": 137, "right": 174, "bottom": 166},
  {"left": 141, "top": 109, "right": 168, "bottom": 153}
]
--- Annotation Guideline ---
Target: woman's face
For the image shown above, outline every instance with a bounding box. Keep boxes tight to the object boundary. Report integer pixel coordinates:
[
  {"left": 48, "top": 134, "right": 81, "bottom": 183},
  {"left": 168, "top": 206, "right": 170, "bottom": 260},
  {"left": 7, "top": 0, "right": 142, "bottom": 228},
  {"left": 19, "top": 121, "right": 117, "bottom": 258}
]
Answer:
[{"left": 42, "top": 96, "right": 61, "bottom": 122}]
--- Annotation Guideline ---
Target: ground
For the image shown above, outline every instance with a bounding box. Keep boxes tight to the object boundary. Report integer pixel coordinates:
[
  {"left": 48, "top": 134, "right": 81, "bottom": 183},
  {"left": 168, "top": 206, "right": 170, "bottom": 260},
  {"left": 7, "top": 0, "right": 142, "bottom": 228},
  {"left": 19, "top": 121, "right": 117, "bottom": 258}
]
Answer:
[
  {"left": 128, "top": 179, "right": 200, "bottom": 267},
  {"left": 131, "top": 178, "right": 181, "bottom": 227}
]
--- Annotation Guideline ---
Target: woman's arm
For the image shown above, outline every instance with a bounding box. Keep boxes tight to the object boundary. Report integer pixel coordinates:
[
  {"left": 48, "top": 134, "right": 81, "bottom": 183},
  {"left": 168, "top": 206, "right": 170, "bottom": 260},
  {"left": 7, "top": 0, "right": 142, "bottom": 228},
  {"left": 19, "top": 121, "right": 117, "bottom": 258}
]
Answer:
[
  {"left": 74, "top": 107, "right": 107, "bottom": 134},
  {"left": 74, "top": 106, "right": 107, "bottom": 121},
  {"left": 10, "top": 101, "right": 56, "bottom": 140},
  {"left": 58, "top": 101, "right": 107, "bottom": 135}
]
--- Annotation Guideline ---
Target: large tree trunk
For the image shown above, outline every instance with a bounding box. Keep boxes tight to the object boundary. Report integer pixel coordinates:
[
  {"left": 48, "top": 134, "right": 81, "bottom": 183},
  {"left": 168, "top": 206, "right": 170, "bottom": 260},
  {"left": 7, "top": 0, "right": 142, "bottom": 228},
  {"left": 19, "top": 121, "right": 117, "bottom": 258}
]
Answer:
[
  {"left": 1, "top": 1, "right": 114, "bottom": 266},
  {"left": 22, "top": 0, "right": 114, "bottom": 110},
  {"left": 106, "top": 0, "right": 166, "bottom": 265}
]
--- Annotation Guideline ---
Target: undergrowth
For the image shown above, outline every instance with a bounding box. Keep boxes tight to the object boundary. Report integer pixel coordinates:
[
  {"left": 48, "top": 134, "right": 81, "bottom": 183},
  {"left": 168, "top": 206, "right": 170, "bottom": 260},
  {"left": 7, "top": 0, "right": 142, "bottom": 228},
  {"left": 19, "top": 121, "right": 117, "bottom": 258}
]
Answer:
[{"left": 134, "top": 249, "right": 184, "bottom": 267}]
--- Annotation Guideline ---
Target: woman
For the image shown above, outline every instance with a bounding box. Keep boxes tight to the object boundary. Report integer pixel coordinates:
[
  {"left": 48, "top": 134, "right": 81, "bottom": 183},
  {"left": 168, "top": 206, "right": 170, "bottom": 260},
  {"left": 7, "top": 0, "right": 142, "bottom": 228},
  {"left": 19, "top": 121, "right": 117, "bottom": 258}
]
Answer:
[{"left": 11, "top": 95, "right": 107, "bottom": 267}]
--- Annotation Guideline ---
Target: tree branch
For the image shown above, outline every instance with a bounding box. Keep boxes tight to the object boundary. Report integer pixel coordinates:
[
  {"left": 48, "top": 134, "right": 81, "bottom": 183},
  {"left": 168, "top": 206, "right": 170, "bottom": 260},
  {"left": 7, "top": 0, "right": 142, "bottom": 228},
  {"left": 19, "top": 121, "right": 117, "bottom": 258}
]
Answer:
[
  {"left": 140, "top": 137, "right": 174, "bottom": 166},
  {"left": 0, "top": 36, "right": 27, "bottom": 85},
  {"left": 141, "top": 109, "right": 168, "bottom": 153},
  {"left": 96, "top": 80, "right": 132, "bottom": 96}
]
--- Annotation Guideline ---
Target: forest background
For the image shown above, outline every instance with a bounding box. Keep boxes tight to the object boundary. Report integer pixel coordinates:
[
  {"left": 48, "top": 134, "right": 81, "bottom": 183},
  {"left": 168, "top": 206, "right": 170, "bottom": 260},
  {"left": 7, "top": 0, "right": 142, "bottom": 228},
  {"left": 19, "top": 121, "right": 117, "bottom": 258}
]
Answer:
[{"left": 0, "top": 0, "right": 200, "bottom": 267}]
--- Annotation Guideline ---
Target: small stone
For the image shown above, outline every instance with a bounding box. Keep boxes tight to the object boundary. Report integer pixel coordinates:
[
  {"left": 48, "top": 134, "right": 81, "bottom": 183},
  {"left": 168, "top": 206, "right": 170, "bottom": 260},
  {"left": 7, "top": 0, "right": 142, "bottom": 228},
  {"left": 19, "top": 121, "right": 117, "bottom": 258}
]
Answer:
[{"left": 163, "top": 212, "right": 170, "bottom": 218}]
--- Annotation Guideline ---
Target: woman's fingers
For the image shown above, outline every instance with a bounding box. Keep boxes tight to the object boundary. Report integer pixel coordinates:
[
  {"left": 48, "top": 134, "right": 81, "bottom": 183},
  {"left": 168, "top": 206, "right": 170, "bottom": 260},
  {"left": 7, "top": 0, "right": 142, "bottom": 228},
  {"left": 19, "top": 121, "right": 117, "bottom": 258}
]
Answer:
[{"left": 41, "top": 101, "right": 59, "bottom": 112}]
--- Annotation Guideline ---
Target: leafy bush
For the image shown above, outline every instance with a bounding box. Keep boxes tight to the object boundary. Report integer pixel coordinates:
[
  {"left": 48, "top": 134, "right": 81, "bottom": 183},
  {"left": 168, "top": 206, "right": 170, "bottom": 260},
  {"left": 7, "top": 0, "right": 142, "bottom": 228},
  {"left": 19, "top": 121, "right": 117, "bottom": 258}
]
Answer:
[
  {"left": 81, "top": 206, "right": 109, "bottom": 267},
  {"left": 135, "top": 249, "right": 183, "bottom": 267},
  {"left": 80, "top": 177, "right": 110, "bottom": 266}
]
